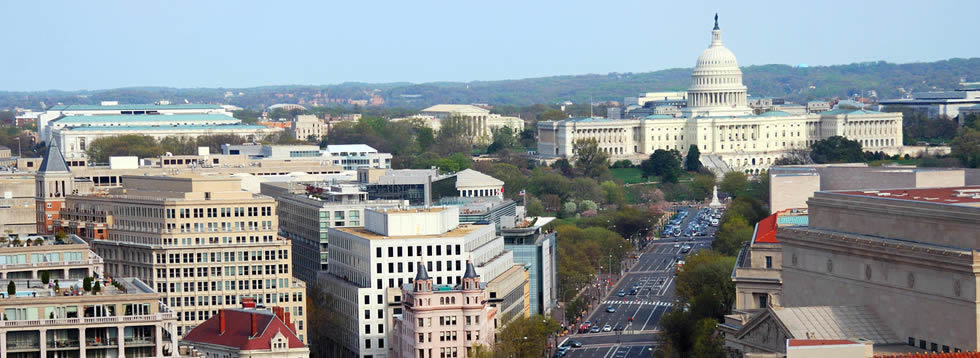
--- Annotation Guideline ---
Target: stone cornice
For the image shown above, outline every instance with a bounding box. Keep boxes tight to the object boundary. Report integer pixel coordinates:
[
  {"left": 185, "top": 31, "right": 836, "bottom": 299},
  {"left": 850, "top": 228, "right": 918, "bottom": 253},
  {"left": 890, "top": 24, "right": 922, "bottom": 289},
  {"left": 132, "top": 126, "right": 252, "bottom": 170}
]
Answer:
[
  {"left": 778, "top": 227, "right": 978, "bottom": 274},
  {"left": 809, "top": 194, "right": 980, "bottom": 225}
]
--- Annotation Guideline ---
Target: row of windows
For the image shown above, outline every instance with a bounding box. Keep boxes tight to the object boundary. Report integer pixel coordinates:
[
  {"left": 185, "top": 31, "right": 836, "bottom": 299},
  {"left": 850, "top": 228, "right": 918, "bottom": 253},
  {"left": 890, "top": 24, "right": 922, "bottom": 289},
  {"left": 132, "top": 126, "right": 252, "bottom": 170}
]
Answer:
[
  {"left": 156, "top": 250, "right": 288, "bottom": 264},
  {"left": 376, "top": 244, "right": 462, "bottom": 258},
  {"left": 166, "top": 206, "right": 273, "bottom": 219}
]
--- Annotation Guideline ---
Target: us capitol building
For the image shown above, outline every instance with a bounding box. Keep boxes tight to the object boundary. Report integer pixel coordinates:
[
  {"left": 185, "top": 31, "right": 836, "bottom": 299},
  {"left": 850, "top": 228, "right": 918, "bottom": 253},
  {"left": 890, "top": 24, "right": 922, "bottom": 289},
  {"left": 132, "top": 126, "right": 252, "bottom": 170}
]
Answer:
[{"left": 537, "top": 15, "right": 903, "bottom": 173}]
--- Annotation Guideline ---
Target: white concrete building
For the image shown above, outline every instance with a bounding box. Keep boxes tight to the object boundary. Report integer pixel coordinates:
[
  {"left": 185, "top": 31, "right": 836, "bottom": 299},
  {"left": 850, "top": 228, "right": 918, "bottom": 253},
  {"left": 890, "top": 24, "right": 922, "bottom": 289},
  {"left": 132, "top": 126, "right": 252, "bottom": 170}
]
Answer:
[
  {"left": 880, "top": 88, "right": 980, "bottom": 124},
  {"left": 39, "top": 103, "right": 233, "bottom": 143},
  {"left": 324, "top": 144, "right": 393, "bottom": 171},
  {"left": 320, "top": 206, "right": 520, "bottom": 357},
  {"left": 393, "top": 105, "right": 524, "bottom": 144},
  {"left": 537, "top": 16, "right": 903, "bottom": 174}
]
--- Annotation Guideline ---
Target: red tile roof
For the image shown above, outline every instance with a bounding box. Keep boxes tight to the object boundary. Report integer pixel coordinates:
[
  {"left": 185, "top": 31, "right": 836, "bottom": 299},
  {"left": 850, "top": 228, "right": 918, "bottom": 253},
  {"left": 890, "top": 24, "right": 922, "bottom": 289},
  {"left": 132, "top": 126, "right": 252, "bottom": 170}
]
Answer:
[
  {"left": 182, "top": 308, "right": 305, "bottom": 351},
  {"left": 752, "top": 213, "right": 779, "bottom": 244},
  {"left": 788, "top": 339, "right": 859, "bottom": 347},
  {"left": 836, "top": 186, "right": 980, "bottom": 205}
]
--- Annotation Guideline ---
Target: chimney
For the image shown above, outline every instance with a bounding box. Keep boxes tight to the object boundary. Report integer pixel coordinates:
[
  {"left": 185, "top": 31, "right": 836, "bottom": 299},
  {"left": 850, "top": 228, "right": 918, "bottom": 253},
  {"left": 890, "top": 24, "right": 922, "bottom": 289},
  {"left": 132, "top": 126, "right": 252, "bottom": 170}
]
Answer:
[
  {"left": 251, "top": 313, "right": 258, "bottom": 337},
  {"left": 272, "top": 306, "right": 285, "bottom": 323},
  {"left": 285, "top": 312, "right": 292, "bottom": 328},
  {"left": 242, "top": 297, "right": 256, "bottom": 309},
  {"left": 219, "top": 310, "right": 226, "bottom": 334}
]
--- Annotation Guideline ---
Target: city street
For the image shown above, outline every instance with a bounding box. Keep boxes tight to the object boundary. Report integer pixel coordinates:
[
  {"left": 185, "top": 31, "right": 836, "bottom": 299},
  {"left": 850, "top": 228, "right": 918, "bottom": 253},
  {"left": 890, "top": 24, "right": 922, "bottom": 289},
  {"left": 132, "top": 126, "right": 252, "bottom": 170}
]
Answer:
[{"left": 559, "top": 207, "right": 717, "bottom": 357}]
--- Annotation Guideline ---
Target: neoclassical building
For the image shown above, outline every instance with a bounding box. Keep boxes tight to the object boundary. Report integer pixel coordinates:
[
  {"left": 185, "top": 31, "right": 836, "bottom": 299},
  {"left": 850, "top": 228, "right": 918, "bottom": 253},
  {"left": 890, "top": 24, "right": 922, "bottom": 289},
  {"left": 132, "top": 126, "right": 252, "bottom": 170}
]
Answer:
[
  {"left": 393, "top": 104, "right": 525, "bottom": 145},
  {"left": 537, "top": 16, "right": 903, "bottom": 173}
]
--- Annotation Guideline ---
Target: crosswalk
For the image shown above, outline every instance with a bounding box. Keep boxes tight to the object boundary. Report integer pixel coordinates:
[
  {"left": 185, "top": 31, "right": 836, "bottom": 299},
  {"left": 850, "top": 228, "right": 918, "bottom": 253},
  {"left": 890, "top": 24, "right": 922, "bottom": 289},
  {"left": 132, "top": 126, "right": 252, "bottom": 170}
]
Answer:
[{"left": 601, "top": 300, "right": 674, "bottom": 307}]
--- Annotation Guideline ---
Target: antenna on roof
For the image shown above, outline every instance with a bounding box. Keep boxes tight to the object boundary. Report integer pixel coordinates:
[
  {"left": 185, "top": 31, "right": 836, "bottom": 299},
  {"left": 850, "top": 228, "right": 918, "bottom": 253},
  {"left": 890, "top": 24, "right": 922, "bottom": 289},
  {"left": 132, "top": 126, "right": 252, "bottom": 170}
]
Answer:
[{"left": 590, "top": 96, "right": 594, "bottom": 118}]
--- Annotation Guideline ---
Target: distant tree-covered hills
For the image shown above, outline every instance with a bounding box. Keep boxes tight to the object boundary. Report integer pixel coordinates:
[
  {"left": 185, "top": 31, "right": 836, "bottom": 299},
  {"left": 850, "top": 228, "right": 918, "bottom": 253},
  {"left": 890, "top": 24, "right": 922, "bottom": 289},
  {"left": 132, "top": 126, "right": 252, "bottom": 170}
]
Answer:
[{"left": 2, "top": 58, "right": 978, "bottom": 111}]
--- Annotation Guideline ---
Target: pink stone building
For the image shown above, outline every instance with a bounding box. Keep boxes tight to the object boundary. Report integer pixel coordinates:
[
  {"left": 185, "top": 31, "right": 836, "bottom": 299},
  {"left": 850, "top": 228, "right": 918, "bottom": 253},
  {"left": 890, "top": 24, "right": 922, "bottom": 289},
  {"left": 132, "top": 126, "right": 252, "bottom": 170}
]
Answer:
[{"left": 393, "top": 260, "right": 496, "bottom": 358}]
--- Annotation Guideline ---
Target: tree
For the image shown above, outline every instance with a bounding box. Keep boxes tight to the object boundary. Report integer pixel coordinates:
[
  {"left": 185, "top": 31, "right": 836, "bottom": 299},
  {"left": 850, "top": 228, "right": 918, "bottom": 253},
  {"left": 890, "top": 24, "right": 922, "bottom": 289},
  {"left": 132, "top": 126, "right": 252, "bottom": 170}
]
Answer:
[
  {"left": 550, "top": 159, "right": 575, "bottom": 177},
  {"left": 951, "top": 128, "right": 980, "bottom": 168},
  {"left": 40, "top": 271, "right": 50, "bottom": 285},
  {"left": 713, "top": 215, "right": 754, "bottom": 256},
  {"left": 684, "top": 144, "right": 702, "bottom": 172},
  {"left": 82, "top": 277, "right": 93, "bottom": 292},
  {"left": 579, "top": 200, "right": 598, "bottom": 212},
  {"left": 86, "top": 135, "right": 165, "bottom": 163},
  {"left": 641, "top": 149, "right": 682, "bottom": 183},
  {"left": 810, "top": 136, "right": 864, "bottom": 163},
  {"left": 572, "top": 138, "right": 610, "bottom": 178},
  {"left": 538, "top": 109, "right": 567, "bottom": 121},
  {"left": 494, "top": 315, "right": 560, "bottom": 358},
  {"left": 433, "top": 115, "right": 474, "bottom": 155},
  {"left": 92, "top": 281, "right": 102, "bottom": 294},
  {"left": 600, "top": 180, "right": 626, "bottom": 206},
  {"left": 719, "top": 171, "right": 749, "bottom": 197},
  {"left": 773, "top": 149, "right": 813, "bottom": 165},
  {"left": 562, "top": 202, "right": 578, "bottom": 216},
  {"left": 690, "top": 173, "right": 716, "bottom": 201},
  {"left": 7, "top": 280, "right": 14, "bottom": 296}
]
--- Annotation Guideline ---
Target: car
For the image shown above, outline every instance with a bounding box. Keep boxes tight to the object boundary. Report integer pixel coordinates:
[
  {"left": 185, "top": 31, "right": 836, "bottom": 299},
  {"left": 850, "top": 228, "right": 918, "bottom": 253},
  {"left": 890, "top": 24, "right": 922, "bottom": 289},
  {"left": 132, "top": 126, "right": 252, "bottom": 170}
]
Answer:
[
  {"left": 606, "top": 306, "right": 616, "bottom": 313},
  {"left": 617, "top": 289, "right": 626, "bottom": 297},
  {"left": 632, "top": 282, "right": 640, "bottom": 289},
  {"left": 629, "top": 288, "right": 638, "bottom": 295},
  {"left": 602, "top": 324, "right": 612, "bottom": 332},
  {"left": 673, "top": 243, "right": 680, "bottom": 248},
  {"left": 614, "top": 323, "right": 624, "bottom": 331},
  {"left": 571, "top": 340, "right": 583, "bottom": 348},
  {"left": 590, "top": 325, "right": 601, "bottom": 333}
]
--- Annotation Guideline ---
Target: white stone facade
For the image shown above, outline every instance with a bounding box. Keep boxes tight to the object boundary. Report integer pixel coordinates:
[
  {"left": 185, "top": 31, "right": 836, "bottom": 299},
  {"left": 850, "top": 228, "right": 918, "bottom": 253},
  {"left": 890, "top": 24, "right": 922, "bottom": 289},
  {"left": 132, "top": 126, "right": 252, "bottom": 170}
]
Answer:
[{"left": 537, "top": 18, "right": 903, "bottom": 173}]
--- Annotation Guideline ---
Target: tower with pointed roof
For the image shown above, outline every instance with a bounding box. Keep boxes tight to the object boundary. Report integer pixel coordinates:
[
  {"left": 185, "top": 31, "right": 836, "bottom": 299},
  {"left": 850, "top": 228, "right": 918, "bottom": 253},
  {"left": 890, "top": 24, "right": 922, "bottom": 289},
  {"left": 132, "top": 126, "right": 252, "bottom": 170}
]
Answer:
[
  {"left": 414, "top": 260, "right": 433, "bottom": 292},
  {"left": 462, "top": 259, "right": 481, "bottom": 290},
  {"left": 35, "top": 141, "right": 75, "bottom": 234}
]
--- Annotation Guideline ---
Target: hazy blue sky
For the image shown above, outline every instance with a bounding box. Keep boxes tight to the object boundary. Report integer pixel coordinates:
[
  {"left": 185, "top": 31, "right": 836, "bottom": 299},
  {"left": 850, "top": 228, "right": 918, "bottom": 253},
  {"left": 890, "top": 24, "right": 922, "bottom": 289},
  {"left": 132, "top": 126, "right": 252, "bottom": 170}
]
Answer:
[{"left": 2, "top": 0, "right": 977, "bottom": 91}]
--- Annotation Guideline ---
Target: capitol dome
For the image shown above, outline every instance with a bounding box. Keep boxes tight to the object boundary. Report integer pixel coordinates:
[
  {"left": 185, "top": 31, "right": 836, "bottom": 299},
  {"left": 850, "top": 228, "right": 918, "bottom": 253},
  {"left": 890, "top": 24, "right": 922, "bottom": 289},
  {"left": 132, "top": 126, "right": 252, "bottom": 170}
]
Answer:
[{"left": 684, "top": 14, "right": 752, "bottom": 117}]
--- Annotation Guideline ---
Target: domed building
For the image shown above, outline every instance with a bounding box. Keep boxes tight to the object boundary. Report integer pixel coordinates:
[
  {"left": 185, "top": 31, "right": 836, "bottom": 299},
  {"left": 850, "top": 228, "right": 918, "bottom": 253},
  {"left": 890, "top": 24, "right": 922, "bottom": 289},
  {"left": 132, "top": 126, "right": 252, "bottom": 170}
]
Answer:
[{"left": 537, "top": 15, "right": 904, "bottom": 174}]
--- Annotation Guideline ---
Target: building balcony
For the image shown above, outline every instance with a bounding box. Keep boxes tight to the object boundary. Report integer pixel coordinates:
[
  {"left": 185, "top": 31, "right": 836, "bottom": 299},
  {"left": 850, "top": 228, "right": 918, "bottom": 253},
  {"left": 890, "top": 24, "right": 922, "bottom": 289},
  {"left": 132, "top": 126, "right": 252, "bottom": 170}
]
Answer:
[
  {"left": 0, "top": 312, "right": 174, "bottom": 328},
  {"left": 0, "top": 258, "right": 103, "bottom": 271},
  {"left": 86, "top": 337, "right": 119, "bottom": 347}
]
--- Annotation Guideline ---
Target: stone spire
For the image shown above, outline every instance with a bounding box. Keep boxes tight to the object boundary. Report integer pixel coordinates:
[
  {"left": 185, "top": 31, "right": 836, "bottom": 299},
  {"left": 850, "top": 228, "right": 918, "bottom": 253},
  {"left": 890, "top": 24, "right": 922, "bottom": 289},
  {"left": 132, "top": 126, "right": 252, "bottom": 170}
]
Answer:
[
  {"left": 462, "top": 259, "right": 481, "bottom": 290},
  {"left": 414, "top": 260, "right": 432, "bottom": 292},
  {"left": 38, "top": 140, "right": 70, "bottom": 173}
]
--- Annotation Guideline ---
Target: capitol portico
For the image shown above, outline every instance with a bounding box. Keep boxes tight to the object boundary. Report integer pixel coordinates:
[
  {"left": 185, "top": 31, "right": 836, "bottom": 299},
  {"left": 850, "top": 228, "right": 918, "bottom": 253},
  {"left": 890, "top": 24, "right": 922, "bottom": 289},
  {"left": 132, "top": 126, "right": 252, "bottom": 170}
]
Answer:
[{"left": 537, "top": 15, "right": 903, "bottom": 173}]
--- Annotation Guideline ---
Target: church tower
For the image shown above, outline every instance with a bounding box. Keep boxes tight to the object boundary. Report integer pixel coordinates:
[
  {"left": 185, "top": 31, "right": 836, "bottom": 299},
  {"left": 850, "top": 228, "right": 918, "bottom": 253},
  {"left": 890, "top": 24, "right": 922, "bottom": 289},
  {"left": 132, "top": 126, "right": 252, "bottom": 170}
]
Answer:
[{"left": 35, "top": 141, "right": 74, "bottom": 234}]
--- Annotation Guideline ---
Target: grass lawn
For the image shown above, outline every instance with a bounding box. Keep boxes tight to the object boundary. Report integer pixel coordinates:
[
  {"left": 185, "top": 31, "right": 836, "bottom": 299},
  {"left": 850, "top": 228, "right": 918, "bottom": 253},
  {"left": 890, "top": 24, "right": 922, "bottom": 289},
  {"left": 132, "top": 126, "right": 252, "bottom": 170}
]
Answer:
[{"left": 610, "top": 167, "right": 646, "bottom": 184}]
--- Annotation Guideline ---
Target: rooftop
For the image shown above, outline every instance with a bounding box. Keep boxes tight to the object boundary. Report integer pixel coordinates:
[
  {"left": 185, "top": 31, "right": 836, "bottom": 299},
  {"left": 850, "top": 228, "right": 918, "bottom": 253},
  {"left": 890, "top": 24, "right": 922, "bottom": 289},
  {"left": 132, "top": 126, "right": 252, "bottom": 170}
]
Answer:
[
  {"left": 182, "top": 308, "right": 305, "bottom": 351},
  {"left": 64, "top": 124, "right": 271, "bottom": 132},
  {"left": 772, "top": 305, "right": 901, "bottom": 344},
  {"left": 52, "top": 114, "right": 238, "bottom": 125},
  {"left": 421, "top": 104, "right": 490, "bottom": 113},
  {"left": 333, "top": 222, "right": 487, "bottom": 240},
  {"left": 0, "top": 277, "right": 156, "bottom": 299},
  {"left": 835, "top": 186, "right": 980, "bottom": 207},
  {"left": 455, "top": 168, "right": 504, "bottom": 188},
  {"left": 822, "top": 108, "right": 884, "bottom": 116},
  {"left": 324, "top": 144, "right": 378, "bottom": 154},
  {"left": 49, "top": 104, "right": 224, "bottom": 111}
]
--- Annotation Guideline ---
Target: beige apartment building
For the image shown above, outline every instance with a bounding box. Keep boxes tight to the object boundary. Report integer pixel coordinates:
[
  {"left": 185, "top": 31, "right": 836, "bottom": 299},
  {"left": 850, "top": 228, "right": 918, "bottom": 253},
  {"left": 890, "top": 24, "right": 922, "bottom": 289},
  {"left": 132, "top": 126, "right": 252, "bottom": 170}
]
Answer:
[
  {"left": 0, "top": 234, "right": 103, "bottom": 280},
  {"left": 56, "top": 175, "right": 308, "bottom": 342},
  {"left": 289, "top": 114, "right": 327, "bottom": 142}
]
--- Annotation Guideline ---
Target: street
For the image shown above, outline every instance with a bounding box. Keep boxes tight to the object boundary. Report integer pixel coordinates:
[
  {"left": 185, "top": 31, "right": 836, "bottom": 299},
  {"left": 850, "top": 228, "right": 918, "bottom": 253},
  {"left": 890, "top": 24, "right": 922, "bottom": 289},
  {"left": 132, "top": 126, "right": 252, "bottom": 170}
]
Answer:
[{"left": 559, "top": 207, "right": 718, "bottom": 357}]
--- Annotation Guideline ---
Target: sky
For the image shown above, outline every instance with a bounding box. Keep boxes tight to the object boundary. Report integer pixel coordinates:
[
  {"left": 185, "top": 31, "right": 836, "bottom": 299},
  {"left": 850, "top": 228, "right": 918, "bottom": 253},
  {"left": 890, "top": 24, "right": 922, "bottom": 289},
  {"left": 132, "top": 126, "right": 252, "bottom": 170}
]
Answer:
[{"left": 2, "top": 0, "right": 978, "bottom": 91}]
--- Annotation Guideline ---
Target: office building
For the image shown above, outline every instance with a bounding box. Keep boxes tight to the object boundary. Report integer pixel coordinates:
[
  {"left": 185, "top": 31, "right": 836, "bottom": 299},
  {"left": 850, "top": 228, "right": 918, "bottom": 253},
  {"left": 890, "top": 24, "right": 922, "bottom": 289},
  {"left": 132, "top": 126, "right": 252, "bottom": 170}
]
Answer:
[
  {"left": 1, "top": 173, "right": 38, "bottom": 237},
  {"left": 324, "top": 145, "right": 393, "bottom": 171},
  {"left": 880, "top": 87, "right": 980, "bottom": 124},
  {"left": 263, "top": 181, "right": 406, "bottom": 285},
  {"left": 501, "top": 216, "right": 557, "bottom": 316},
  {"left": 320, "top": 206, "right": 525, "bottom": 357},
  {"left": 54, "top": 175, "right": 308, "bottom": 341},
  {"left": 289, "top": 114, "right": 327, "bottom": 142},
  {"left": 391, "top": 261, "right": 496, "bottom": 358}
]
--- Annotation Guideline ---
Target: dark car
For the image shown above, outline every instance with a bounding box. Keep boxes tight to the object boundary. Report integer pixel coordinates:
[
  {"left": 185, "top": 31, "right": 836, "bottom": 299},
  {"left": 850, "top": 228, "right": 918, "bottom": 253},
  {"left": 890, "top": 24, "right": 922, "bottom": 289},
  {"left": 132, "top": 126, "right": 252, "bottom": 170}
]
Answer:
[
  {"left": 614, "top": 323, "right": 624, "bottom": 331},
  {"left": 629, "top": 288, "right": 638, "bottom": 295},
  {"left": 571, "top": 340, "right": 583, "bottom": 347}
]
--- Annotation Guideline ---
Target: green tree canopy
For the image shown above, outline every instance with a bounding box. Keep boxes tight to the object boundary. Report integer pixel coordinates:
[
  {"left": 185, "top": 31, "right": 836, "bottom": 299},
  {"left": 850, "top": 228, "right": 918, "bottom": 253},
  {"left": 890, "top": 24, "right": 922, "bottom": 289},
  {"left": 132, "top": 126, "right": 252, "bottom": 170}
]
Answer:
[
  {"left": 810, "top": 136, "right": 864, "bottom": 163},
  {"left": 641, "top": 149, "right": 683, "bottom": 183},
  {"left": 684, "top": 144, "right": 702, "bottom": 172},
  {"left": 952, "top": 128, "right": 980, "bottom": 168},
  {"left": 719, "top": 171, "right": 749, "bottom": 197},
  {"left": 572, "top": 138, "right": 610, "bottom": 179}
]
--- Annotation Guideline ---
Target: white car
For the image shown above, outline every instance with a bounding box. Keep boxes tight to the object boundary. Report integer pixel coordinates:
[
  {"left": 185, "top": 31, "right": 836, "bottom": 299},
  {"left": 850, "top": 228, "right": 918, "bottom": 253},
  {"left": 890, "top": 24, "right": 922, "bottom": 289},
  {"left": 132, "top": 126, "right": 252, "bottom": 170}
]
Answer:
[{"left": 602, "top": 324, "right": 612, "bottom": 332}]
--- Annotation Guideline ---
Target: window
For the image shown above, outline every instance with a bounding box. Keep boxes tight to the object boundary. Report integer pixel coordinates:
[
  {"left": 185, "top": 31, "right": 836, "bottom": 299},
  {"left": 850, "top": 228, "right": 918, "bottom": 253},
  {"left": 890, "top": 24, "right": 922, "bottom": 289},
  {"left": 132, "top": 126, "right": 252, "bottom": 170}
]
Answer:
[{"left": 765, "top": 256, "right": 773, "bottom": 269}]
